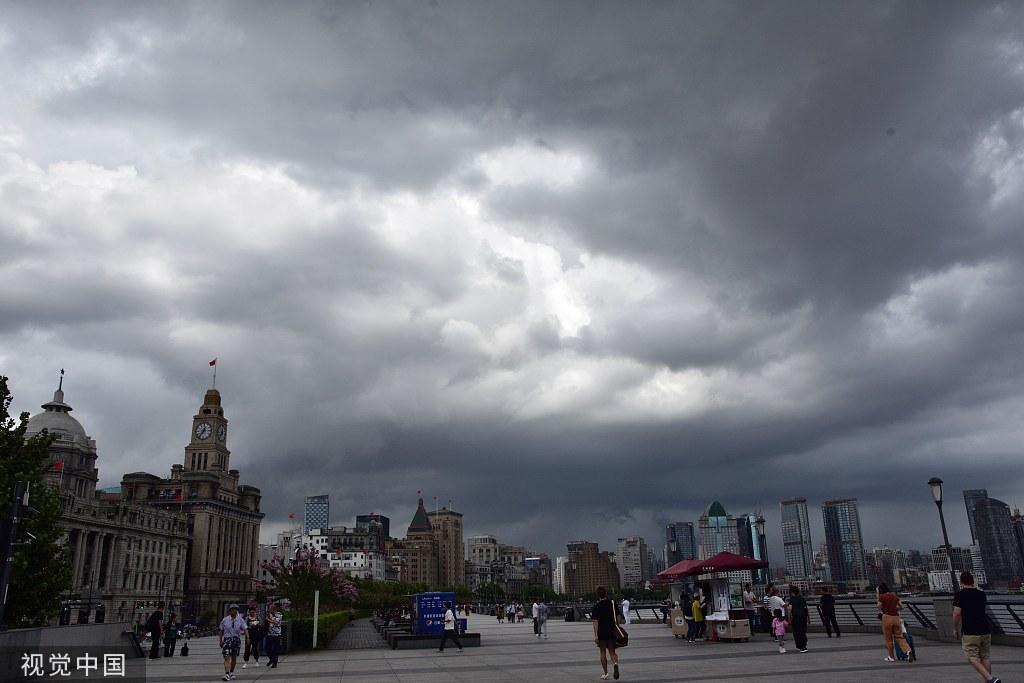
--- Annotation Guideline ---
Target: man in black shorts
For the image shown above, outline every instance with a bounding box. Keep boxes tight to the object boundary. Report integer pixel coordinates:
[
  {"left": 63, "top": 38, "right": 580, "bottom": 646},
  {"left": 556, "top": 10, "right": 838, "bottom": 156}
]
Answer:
[{"left": 592, "top": 586, "right": 621, "bottom": 680}]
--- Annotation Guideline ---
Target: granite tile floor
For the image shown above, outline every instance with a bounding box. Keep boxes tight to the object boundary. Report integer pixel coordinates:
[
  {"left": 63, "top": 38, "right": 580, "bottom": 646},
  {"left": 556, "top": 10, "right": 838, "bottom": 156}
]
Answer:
[{"left": 142, "top": 613, "right": 1024, "bottom": 682}]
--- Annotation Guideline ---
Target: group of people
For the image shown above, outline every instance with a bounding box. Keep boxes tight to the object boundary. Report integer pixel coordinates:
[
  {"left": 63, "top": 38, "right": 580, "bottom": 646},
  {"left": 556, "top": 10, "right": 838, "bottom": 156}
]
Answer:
[
  {"left": 495, "top": 602, "right": 527, "bottom": 623},
  {"left": 143, "top": 602, "right": 181, "bottom": 659},
  {"left": 217, "top": 602, "right": 284, "bottom": 681}
]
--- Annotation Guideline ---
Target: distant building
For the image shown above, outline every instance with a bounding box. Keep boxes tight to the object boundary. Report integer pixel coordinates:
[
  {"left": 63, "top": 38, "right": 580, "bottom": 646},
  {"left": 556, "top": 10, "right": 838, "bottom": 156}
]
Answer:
[
  {"left": 564, "top": 541, "right": 619, "bottom": 597},
  {"left": 427, "top": 506, "right": 465, "bottom": 587},
  {"left": 665, "top": 522, "right": 697, "bottom": 567},
  {"left": 781, "top": 498, "right": 814, "bottom": 579},
  {"left": 304, "top": 495, "right": 330, "bottom": 535},
  {"left": 356, "top": 513, "right": 390, "bottom": 539},
  {"left": 699, "top": 501, "right": 739, "bottom": 559},
  {"left": 397, "top": 496, "right": 437, "bottom": 585},
  {"left": 868, "top": 546, "right": 907, "bottom": 588},
  {"left": 822, "top": 498, "right": 866, "bottom": 588},
  {"left": 736, "top": 513, "right": 769, "bottom": 585},
  {"left": 553, "top": 556, "right": 568, "bottom": 595},
  {"left": 972, "top": 497, "right": 1022, "bottom": 586},
  {"left": 525, "top": 554, "right": 553, "bottom": 588},
  {"left": 616, "top": 536, "right": 649, "bottom": 589},
  {"left": 467, "top": 534, "right": 500, "bottom": 565},
  {"left": 963, "top": 489, "right": 989, "bottom": 544}
]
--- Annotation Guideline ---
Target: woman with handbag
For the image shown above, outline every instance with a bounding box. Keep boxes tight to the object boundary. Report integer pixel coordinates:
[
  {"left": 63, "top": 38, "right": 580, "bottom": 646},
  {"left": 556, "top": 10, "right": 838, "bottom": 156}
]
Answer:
[{"left": 592, "top": 586, "right": 625, "bottom": 680}]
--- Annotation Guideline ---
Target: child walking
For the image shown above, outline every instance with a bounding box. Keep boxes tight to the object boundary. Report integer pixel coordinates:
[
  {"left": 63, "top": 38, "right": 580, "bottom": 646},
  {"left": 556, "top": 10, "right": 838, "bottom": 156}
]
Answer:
[{"left": 772, "top": 609, "right": 788, "bottom": 654}]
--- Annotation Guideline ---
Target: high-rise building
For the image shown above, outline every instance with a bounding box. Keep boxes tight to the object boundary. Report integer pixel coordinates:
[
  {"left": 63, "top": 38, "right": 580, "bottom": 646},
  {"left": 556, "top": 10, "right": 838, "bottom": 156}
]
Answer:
[
  {"left": 736, "top": 513, "right": 769, "bottom": 585},
  {"left": 553, "top": 556, "right": 568, "bottom": 595},
  {"left": 781, "top": 498, "right": 814, "bottom": 579},
  {"left": 822, "top": 498, "right": 866, "bottom": 587},
  {"left": 304, "top": 495, "right": 329, "bottom": 535},
  {"left": 1012, "top": 509, "right": 1024, "bottom": 571},
  {"left": 972, "top": 497, "right": 1023, "bottom": 586},
  {"left": 356, "top": 513, "right": 390, "bottom": 538},
  {"left": 964, "top": 489, "right": 989, "bottom": 544},
  {"left": 616, "top": 536, "right": 649, "bottom": 589},
  {"left": 699, "top": 501, "right": 739, "bottom": 559},
  {"left": 564, "top": 541, "right": 620, "bottom": 597},
  {"left": 427, "top": 505, "right": 465, "bottom": 587},
  {"left": 869, "top": 546, "right": 907, "bottom": 588},
  {"left": 397, "top": 496, "right": 437, "bottom": 585},
  {"left": 665, "top": 522, "right": 696, "bottom": 567}
]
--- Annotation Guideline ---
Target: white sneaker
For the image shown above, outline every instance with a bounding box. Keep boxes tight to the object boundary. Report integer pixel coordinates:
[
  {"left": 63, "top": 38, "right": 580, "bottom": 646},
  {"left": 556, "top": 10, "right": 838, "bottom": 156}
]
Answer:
[
  {"left": 884, "top": 656, "right": 895, "bottom": 662},
  {"left": 242, "top": 663, "right": 247, "bottom": 669},
  {"left": 779, "top": 647, "right": 786, "bottom": 653},
  {"left": 254, "top": 661, "right": 260, "bottom": 667},
  {"left": 601, "top": 675, "right": 609, "bottom": 681},
  {"left": 222, "top": 676, "right": 231, "bottom": 682}
]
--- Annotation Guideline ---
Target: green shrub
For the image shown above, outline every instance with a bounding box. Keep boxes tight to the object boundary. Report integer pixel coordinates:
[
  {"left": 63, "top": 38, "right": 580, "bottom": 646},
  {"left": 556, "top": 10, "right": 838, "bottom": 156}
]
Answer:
[{"left": 288, "top": 610, "right": 353, "bottom": 650}]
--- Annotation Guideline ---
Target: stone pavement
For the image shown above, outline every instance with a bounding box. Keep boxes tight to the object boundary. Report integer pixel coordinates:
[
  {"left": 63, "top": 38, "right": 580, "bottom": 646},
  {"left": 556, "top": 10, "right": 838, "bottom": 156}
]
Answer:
[
  {"left": 141, "top": 614, "right": 1024, "bottom": 682},
  {"left": 329, "top": 617, "right": 389, "bottom": 650}
]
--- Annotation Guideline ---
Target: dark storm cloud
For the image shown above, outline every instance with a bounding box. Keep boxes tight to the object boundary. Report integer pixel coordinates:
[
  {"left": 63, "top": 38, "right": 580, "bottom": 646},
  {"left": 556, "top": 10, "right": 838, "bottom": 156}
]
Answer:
[{"left": 2, "top": 0, "right": 1024, "bottom": 561}]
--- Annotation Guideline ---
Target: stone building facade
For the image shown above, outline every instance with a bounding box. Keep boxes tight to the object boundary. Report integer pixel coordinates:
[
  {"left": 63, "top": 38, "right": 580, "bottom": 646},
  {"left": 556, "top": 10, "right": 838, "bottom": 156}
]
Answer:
[
  {"left": 397, "top": 496, "right": 438, "bottom": 585},
  {"left": 123, "top": 388, "right": 262, "bottom": 621},
  {"left": 427, "top": 506, "right": 464, "bottom": 587},
  {"left": 28, "top": 381, "right": 189, "bottom": 627}
]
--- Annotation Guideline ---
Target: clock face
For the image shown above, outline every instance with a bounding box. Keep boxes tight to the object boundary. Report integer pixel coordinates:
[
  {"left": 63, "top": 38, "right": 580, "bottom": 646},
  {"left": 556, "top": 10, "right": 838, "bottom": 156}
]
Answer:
[
  {"left": 217, "top": 424, "right": 227, "bottom": 442},
  {"left": 195, "top": 422, "right": 212, "bottom": 440}
]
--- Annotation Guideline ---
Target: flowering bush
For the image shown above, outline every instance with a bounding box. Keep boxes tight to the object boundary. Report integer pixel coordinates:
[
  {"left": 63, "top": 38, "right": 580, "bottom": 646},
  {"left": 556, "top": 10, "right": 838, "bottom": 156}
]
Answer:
[{"left": 261, "top": 547, "right": 359, "bottom": 616}]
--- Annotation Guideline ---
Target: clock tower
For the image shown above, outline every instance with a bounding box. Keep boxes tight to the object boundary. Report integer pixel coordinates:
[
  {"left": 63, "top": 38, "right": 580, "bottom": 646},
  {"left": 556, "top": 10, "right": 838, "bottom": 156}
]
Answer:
[{"left": 184, "top": 389, "right": 230, "bottom": 472}]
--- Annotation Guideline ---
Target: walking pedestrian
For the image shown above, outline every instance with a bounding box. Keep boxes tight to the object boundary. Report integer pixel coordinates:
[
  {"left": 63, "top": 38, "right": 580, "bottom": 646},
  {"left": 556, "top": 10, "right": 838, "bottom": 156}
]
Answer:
[
  {"left": 537, "top": 598, "right": 550, "bottom": 639},
  {"left": 496, "top": 603, "right": 504, "bottom": 623},
  {"left": 682, "top": 591, "right": 696, "bottom": 643},
  {"left": 787, "top": 585, "right": 809, "bottom": 653},
  {"left": 591, "top": 586, "right": 621, "bottom": 681},
  {"left": 953, "top": 571, "right": 1000, "bottom": 683},
  {"left": 264, "top": 603, "right": 283, "bottom": 669},
  {"left": 621, "top": 597, "right": 631, "bottom": 626},
  {"left": 771, "top": 609, "right": 787, "bottom": 654},
  {"left": 243, "top": 605, "right": 263, "bottom": 668},
  {"left": 517, "top": 603, "right": 525, "bottom": 623},
  {"left": 438, "top": 601, "right": 464, "bottom": 653},
  {"left": 219, "top": 604, "right": 249, "bottom": 681},
  {"left": 877, "top": 583, "right": 912, "bottom": 662},
  {"left": 895, "top": 618, "right": 917, "bottom": 662},
  {"left": 162, "top": 613, "right": 179, "bottom": 657},
  {"left": 819, "top": 587, "right": 841, "bottom": 638},
  {"left": 532, "top": 599, "right": 540, "bottom": 635},
  {"left": 145, "top": 602, "right": 165, "bottom": 660}
]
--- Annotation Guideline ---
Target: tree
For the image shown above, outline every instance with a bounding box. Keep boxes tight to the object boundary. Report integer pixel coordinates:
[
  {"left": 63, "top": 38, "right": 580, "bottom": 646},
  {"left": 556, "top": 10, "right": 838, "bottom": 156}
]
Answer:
[
  {"left": 260, "top": 547, "right": 359, "bottom": 616},
  {"left": 474, "top": 582, "right": 505, "bottom": 603},
  {"left": 0, "top": 376, "right": 71, "bottom": 627}
]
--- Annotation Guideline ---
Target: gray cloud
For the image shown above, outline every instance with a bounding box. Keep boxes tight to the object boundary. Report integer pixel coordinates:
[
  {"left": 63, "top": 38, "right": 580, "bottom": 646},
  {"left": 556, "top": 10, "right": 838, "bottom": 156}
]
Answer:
[{"left": 2, "top": 0, "right": 1024, "bottom": 564}]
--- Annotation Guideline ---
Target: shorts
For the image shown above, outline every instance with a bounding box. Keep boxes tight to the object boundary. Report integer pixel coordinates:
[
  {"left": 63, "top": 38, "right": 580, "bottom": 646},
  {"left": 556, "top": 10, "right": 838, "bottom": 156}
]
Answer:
[
  {"left": 962, "top": 634, "right": 991, "bottom": 660},
  {"left": 222, "top": 636, "right": 241, "bottom": 658},
  {"left": 596, "top": 638, "right": 617, "bottom": 651}
]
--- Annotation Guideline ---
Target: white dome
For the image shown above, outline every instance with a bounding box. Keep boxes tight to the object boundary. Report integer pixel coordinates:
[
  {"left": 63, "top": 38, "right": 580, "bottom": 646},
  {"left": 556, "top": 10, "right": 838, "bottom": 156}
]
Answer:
[{"left": 26, "top": 388, "right": 90, "bottom": 447}]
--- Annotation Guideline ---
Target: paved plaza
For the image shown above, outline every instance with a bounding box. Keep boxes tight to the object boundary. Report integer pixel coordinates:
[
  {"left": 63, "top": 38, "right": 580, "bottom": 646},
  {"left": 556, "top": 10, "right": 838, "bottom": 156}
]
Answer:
[{"left": 142, "top": 614, "right": 1024, "bottom": 682}]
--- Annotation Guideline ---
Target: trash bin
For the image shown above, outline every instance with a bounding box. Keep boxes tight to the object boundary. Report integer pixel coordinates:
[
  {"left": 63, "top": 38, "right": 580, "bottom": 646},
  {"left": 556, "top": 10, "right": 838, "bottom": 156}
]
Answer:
[{"left": 565, "top": 607, "right": 576, "bottom": 622}]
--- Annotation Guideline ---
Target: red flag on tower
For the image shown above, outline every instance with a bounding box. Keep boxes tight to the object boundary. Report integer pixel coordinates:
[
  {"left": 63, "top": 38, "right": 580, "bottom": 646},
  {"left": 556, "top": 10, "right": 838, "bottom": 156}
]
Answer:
[
  {"left": 52, "top": 462, "right": 64, "bottom": 472},
  {"left": 209, "top": 358, "right": 217, "bottom": 366}
]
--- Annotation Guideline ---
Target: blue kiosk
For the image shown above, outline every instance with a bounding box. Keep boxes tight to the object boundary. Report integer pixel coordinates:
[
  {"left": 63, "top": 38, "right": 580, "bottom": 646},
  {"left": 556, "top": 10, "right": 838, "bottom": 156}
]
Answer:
[{"left": 387, "top": 592, "right": 478, "bottom": 649}]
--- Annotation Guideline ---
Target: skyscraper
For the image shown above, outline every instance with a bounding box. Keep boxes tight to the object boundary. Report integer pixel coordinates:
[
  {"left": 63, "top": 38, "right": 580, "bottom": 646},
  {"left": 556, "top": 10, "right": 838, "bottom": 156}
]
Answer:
[
  {"left": 564, "top": 541, "right": 620, "bottom": 597},
  {"left": 736, "top": 513, "right": 769, "bottom": 584},
  {"left": 822, "top": 498, "right": 866, "bottom": 587},
  {"left": 355, "top": 513, "right": 390, "bottom": 538},
  {"left": 973, "top": 497, "right": 1023, "bottom": 586},
  {"left": 699, "top": 501, "right": 739, "bottom": 559},
  {"left": 963, "top": 489, "right": 989, "bottom": 544},
  {"left": 665, "top": 522, "right": 696, "bottom": 567},
  {"left": 304, "top": 494, "right": 330, "bottom": 534},
  {"left": 781, "top": 498, "right": 814, "bottom": 579},
  {"left": 616, "top": 536, "right": 649, "bottom": 589}
]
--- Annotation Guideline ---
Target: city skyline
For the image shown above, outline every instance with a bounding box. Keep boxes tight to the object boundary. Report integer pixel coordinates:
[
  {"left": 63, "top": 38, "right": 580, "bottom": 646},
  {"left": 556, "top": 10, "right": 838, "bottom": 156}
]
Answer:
[{"left": 5, "top": 2, "right": 1024, "bottom": 563}]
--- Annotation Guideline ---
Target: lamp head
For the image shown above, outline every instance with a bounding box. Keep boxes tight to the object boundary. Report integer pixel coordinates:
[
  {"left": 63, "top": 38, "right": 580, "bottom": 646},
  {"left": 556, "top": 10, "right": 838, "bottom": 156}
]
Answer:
[{"left": 928, "top": 477, "right": 944, "bottom": 504}]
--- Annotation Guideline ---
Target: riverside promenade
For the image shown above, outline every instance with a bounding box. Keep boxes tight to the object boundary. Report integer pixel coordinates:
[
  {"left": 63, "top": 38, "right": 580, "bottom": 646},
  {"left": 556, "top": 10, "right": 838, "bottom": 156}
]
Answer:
[{"left": 141, "top": 614, "right": 1024, "bottom": 682}]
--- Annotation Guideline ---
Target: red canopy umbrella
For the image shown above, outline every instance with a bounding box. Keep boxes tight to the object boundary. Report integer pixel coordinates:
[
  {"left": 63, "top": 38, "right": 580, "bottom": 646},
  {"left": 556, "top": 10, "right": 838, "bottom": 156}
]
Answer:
[{"left": 657, "top": 552, "right": 769, "bottom": 582}]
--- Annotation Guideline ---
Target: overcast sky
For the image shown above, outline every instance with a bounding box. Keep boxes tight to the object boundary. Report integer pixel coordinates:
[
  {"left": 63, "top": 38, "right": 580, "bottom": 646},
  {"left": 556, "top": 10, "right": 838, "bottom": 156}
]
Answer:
[{"left": 2, "top": 1, "right": 1024, "bottom": 564}]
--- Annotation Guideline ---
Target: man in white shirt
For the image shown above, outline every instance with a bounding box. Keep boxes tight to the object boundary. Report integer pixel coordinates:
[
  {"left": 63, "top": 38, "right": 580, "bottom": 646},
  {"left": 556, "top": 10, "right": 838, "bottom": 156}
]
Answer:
[
  {"left": 218, "top": 604, "right": 249, "bottom": 681},
  {"left": 532, "top": 600, "right": 541, "bottom": 636},
  {"left": 437, "top": 601, "right": 464, "bottom": 653},
  {"left": 621, "top": 598, "right": 631, "bottom": 625}
]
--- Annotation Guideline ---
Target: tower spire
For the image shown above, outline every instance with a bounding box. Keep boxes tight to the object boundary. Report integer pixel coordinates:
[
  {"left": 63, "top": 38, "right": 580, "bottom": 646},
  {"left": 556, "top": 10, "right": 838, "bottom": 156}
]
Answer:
[{"left": 58, "top": 368, "right": 64, "bottom": 391}]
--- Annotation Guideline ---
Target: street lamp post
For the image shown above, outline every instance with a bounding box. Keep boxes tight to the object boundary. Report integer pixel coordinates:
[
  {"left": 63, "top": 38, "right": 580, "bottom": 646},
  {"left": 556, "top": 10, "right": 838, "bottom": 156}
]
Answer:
[{"left": 928, "top": 477, "right": 959, "bottom": 593}]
